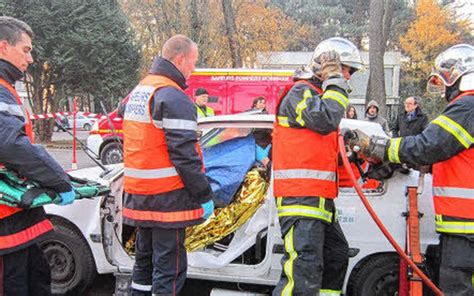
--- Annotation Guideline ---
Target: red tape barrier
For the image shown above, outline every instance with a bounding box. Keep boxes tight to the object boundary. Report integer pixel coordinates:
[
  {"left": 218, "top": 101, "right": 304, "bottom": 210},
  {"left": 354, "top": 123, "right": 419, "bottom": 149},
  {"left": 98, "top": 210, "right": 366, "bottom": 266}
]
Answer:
[{"left": 29, "top": 111, "right": 106, "bottom": 120}]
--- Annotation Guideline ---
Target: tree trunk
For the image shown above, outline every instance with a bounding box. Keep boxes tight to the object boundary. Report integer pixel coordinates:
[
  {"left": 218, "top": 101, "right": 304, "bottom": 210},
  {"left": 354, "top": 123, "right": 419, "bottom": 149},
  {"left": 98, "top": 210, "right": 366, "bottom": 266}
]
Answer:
[
  {"left": 366, "top": 0, "right": 389, "bottom": 116},
  {"left": 221, "top": 0, "right": 242, "bottom": 67}
]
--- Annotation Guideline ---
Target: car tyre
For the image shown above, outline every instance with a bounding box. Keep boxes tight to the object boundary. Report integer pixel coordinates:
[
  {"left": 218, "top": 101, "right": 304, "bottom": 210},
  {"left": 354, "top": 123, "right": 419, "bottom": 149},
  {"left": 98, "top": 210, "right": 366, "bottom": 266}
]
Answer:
[
  {"left": 100, "top": 142, "right": 123, "bottom": 165},
  {"left": 40, "top": 218, "right": 96, "bottom": 295},
  {"left": 83, "top": 123, "right": 91, "bottom": 131},
  {"left": 346, "top": 254, "right": 399, "bottom": 296}
]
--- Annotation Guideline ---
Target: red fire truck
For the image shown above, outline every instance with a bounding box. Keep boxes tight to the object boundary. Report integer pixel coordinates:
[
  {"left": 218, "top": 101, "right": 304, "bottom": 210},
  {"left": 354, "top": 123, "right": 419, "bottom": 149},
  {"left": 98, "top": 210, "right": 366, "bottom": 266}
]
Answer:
[{"left": 87, "top": 68, "right": 293, "bottom": 164}]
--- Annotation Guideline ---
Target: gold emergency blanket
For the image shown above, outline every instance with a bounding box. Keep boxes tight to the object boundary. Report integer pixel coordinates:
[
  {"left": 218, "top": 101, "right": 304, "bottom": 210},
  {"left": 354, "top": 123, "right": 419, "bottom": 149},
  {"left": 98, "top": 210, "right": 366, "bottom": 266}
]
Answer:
[{"left": 185, "top": 168, "right": 268, "bottom": 252}]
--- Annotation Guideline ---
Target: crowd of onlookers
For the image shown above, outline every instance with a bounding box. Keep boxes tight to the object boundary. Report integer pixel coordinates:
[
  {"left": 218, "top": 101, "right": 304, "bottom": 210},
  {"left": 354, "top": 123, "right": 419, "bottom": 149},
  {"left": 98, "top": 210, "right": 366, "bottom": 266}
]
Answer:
[{"left": 345, "top": 96, "right": 428, "bottom": 137}]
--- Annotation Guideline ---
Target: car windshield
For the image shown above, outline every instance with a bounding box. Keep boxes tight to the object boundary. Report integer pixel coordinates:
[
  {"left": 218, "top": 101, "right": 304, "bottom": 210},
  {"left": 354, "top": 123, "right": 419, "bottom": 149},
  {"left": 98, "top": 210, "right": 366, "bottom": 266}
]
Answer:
[{"left": 199, "top": 127, "right": 253, "bottom": 149}]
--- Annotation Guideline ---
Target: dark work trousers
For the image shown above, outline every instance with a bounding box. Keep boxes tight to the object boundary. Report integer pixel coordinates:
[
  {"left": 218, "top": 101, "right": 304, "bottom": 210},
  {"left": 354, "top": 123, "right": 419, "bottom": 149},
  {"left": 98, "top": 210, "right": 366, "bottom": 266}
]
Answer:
[
  {"left": 439, "top": 234, "right": 474, "bottom": 296},
  {"left": 0, "top": 243, "right": 51, "bottom": 296},
  {"left": 131, "top": 227, "right": 187, "bottom": 296},
  {"left": 273, "top": 198, "right": 349, "bottom": 296}
]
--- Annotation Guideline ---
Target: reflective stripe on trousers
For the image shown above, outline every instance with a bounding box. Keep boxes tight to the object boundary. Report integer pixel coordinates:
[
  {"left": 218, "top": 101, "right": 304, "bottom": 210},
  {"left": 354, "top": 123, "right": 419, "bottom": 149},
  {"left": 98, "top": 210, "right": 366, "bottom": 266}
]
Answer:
[
  {"left": 435, "top": 215, "right": 474, "bottom": 234},
  {"left": 276, "top": 197, "right": 333, "bottom": 223}
]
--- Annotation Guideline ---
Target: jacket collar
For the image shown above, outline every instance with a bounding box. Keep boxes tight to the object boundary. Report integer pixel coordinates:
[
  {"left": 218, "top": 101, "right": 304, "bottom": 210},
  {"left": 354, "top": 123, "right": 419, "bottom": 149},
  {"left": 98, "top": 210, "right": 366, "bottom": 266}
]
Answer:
[
  {"left": 149, "top": 57, "right": 188, "bottom": 90},
  {"left": 0, "top": 59, "right": 23, "bottom": 85}
]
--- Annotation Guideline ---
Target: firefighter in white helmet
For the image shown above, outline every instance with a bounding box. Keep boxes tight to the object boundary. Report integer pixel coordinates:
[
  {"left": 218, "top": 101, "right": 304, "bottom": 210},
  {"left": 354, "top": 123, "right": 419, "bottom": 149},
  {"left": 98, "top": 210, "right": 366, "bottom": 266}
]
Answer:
[
  {"left": 347, "top": 44, "right": 474, "bottom": 295},
  {"left": 272, "top": 37, "right": 363, "bottom": 296}
]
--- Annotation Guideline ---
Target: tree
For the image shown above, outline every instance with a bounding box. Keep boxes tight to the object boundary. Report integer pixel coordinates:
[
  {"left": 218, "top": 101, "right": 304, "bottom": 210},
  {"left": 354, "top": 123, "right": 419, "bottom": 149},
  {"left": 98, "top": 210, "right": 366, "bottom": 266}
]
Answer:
[
  {"left": 120, "top": 0, "right": 306, "bottom": 69},
  {"left": 366, "top": 0, "right": 395, "bottom": 116},
  {"left": 2, "top": 0, "right": 141, "bottom": 142},
  {"left": 399, "top": 0, "right": 465, "bottom": 118},
  {"left": 222, "top": 0, "right": 242, "bottom": 67}
]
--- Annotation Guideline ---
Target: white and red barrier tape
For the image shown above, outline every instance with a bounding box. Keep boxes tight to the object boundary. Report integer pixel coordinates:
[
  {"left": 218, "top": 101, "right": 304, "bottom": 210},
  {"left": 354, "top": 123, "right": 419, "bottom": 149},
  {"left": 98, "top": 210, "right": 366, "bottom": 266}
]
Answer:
[{"left": 29, "top": 111, "right": 106, "bottom": 120}]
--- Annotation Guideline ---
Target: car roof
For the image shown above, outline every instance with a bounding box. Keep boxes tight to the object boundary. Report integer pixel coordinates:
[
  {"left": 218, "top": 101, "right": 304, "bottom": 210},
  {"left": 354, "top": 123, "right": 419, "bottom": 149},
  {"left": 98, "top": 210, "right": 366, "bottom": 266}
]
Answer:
[{"left": 198, "top": 114, "right": 388, "bottom": 138}]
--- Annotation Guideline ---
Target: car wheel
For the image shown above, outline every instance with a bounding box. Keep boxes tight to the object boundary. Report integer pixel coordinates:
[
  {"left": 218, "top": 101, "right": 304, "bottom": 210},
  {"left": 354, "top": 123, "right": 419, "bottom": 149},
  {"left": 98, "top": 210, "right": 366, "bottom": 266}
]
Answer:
[
  {"left": 100, "top": 142, "right": 123, "bottom": 165},
  {"left": 40, "top": 218, "right": 96, "bottom": 295},
  {"left": 346, "top": 254, "right": 399, "bottom": 296},
  {"left": 83, "top": 123, "right": 91, "bottom": 131}
]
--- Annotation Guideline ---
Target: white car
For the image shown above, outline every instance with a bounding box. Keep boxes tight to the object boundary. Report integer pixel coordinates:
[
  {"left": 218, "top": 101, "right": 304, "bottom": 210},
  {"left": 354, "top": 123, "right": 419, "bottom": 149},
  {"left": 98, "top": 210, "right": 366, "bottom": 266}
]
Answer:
[
  {"left": 66, "top": 114, "right": 97, "bottom": 131},
  {"left": 43, "top": 114, "right": 440, "bottom": 295}
]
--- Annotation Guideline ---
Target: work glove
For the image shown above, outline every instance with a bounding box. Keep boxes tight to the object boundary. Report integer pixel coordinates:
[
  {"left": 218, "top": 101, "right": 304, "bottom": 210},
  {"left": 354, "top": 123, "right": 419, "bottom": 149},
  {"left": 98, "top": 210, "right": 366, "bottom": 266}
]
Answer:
[
  {"left": 201, "top": 199, "right": 214, "bottom": 220},
  {"left": 317, "top": 50, "right": 343, "bottom": 81},
  {"left": 256, "top": 144, "right": 271, "bottom": 163},
  {"left": 345, "top": 129, "right": 388, "bottom": 164},
  {"left": 56, "top": 190, "right": 75, "bottom": 206}
]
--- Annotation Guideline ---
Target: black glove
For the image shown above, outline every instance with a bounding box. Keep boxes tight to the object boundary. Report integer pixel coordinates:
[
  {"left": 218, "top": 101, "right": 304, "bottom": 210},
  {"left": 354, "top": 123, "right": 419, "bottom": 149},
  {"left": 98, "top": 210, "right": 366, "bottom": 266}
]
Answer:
[{"left": 349, "top": 129, "right": 388, "bottom": 164}]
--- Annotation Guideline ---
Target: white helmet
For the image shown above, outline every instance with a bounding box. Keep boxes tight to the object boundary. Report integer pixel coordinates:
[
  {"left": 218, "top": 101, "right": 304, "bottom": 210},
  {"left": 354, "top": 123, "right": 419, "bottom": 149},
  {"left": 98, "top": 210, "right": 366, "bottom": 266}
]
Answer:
[
  {"left": 310, "top": 37, "right": 364, "bottom": 74},
  {"left": 427, "top": 44, "right": 474, "bottom": 95}
]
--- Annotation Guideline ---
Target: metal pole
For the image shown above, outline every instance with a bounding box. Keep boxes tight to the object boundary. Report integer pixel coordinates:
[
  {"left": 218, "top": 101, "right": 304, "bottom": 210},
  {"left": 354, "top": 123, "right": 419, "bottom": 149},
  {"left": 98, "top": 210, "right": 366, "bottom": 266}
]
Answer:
[{"left": 71, "top": 98, "right": 78, "bottom": 170}]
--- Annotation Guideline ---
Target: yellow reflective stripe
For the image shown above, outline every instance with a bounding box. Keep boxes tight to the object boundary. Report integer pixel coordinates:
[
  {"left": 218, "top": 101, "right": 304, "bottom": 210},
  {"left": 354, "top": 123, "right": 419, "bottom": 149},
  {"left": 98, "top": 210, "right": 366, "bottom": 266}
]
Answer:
[
  {"left": 321, "top": 90, "right": 349, "bottom": 109},
  {"left": 276, "top": 197, "right": 283, "bottom": 208},
  {"left": 388, "top": 138, "right": 402, "bottom": 163},
  {"left": 282, "top": 226, "right": 296, "bottom": 296},
  {"left": 320, "top": 290, "right": 342, "bottom": 296},
  {"left": 432, "top": 115, "right": 473, "bottom": 149},
  {"left": 435, "top": 215, "right": 474, "bottom": 234},
  {"left": 295, "top": 89, "right": 312, "bottom": 126},
  {"left": 277, "top": 116, "right": 290, "bottom": 127},
  {"left": 277, "top": 204, "right": 333, "bottom": 223}
]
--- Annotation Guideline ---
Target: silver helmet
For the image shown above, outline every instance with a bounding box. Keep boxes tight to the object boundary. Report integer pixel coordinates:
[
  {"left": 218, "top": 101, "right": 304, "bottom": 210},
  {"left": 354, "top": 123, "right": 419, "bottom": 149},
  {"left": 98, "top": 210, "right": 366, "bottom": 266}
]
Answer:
[
  {"left": 310, "top": 37, "right": 364, "bottom": 74},
  {"left": 427, "top": 44, "right": 474, "bottom": 94}
]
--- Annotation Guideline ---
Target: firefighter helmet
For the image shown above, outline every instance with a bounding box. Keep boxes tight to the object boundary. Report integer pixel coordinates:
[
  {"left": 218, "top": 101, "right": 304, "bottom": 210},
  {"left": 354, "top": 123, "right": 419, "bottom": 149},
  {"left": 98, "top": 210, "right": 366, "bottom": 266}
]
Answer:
[
  {"left": 310, "top": 37, "right": 364, "bottom": 75},
  {"left": 427, "top": 44, "right": 474, "bottom": 95}
]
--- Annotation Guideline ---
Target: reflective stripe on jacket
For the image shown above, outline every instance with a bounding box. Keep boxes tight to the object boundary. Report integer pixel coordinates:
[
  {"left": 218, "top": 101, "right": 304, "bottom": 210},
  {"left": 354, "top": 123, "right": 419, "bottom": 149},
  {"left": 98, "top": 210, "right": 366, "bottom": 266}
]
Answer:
[
  {"left": 432, "top": 91, "right": 474, "bottom": 227},
  {"left": 123, "top": 75, "right": 187, "bottom": 195},
  {"left": 273, "top": 81, "right": 341, "bottom": 198},
  {"left": 386, "top": 90, "right": 474, "bottom": 234}
]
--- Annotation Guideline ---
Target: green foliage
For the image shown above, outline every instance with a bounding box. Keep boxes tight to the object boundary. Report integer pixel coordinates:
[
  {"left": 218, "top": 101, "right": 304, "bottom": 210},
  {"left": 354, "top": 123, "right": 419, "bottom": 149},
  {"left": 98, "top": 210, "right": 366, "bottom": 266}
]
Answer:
[
  {"left": 1, "top": 0, "right": 141, "bottom": 108},
  {"left": 270, "top": 0, "right": 411, "bottom": 51}
]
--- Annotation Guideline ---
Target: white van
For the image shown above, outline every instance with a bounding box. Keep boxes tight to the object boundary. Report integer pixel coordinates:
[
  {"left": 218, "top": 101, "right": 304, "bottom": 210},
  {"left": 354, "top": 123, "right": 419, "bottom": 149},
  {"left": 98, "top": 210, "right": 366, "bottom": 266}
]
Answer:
[{"left": 44, "top": 114, "right": 440, "bottom": 295}]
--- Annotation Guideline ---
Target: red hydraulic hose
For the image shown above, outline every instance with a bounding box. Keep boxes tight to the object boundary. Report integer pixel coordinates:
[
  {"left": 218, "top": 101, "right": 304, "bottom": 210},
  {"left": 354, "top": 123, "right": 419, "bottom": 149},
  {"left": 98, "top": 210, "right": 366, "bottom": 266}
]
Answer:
[{"left": 338, "top": 136, "right": 443, "bottom": 296}]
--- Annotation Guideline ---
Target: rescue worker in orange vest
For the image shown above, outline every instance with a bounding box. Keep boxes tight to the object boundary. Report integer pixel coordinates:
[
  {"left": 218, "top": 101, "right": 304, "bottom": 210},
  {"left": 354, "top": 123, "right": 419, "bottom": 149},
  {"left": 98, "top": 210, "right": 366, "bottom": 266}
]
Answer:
[
  {"left": 0, "top": 16, "right": 74, "bottom": 295},
  {"left": 272, "top": 37, "right": 364, "bottom": 296},
  {"left": 122, "top": 35, "right": 214, "bottom": 296},
  {"left": 348, "top": 44, "right": 474, "bottom": 296}
]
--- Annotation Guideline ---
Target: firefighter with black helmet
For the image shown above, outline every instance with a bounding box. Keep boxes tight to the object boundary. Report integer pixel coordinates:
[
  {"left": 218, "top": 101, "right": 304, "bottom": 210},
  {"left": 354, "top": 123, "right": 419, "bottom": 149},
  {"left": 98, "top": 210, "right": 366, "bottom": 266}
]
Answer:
[
  {"left": 272, "top": 37, "right": 363, "bottom": 296},
  {"left": 348, "top": 43, "right": 474, "bottom": 296}
]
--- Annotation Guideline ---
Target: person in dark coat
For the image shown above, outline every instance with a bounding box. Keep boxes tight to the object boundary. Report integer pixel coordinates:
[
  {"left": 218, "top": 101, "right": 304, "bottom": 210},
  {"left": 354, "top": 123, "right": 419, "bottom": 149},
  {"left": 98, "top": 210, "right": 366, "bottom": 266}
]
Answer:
[
  {"left": 0, "top": 16, "right": 74, "bottom": 295},
  {"left": 391, "top": 96, "right": 429, "bottom": 137}
]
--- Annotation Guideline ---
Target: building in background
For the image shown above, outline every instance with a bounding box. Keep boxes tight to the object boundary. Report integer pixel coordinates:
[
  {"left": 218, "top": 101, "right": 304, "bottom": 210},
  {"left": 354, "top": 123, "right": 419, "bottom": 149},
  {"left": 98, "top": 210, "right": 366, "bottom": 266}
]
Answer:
[{"left": 256, "top": 51, "right": 401, "bottom": 117}]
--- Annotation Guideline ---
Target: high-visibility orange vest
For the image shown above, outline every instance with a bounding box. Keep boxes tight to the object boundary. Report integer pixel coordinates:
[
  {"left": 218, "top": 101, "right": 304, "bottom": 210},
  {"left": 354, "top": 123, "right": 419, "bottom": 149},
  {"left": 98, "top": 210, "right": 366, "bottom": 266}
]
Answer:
[
  {"left": 273, "top": 81, "right": 339, "bottom": 198},
  {"left": 0, "top": 78, "right": 53, "bottom": 251},
  {"left": 432, "top": 90, "right": 474, "bottom": 220},
  {"left": 123, "top": 75, "right": 187, "bottom": 195}
]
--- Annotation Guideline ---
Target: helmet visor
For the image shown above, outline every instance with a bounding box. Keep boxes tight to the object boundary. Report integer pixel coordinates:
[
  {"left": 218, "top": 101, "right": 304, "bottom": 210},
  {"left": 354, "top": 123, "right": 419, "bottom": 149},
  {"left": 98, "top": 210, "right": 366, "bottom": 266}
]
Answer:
[{"left": 427, "top": 73, "right": 446, "bottom": 95}]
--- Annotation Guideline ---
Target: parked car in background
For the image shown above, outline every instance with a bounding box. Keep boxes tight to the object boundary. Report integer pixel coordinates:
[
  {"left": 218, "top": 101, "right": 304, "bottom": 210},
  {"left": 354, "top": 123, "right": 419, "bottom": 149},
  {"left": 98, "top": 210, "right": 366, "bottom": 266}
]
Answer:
[
  {"left": 45, "top": 114, "right": 440, "bottom": 295},
  {"left": 66, "top": 114, "right": 97, "bottom": 131}
]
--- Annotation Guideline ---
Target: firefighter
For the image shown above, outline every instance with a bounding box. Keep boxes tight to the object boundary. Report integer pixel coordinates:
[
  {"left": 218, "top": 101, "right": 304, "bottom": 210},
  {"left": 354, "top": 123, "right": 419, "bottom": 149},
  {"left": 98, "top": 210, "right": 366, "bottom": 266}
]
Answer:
[
  {"left": 348, "top": 43, "right": 474, "bottom": 296},
  {"left": 0, "top": 16, "right": 74, "bottom": 295},
  {"left": 122, "top": 35, "right": 214, "bottom": 296},
  {"left": 272, "top": 37, "right": 363, "bottom": 296}
]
